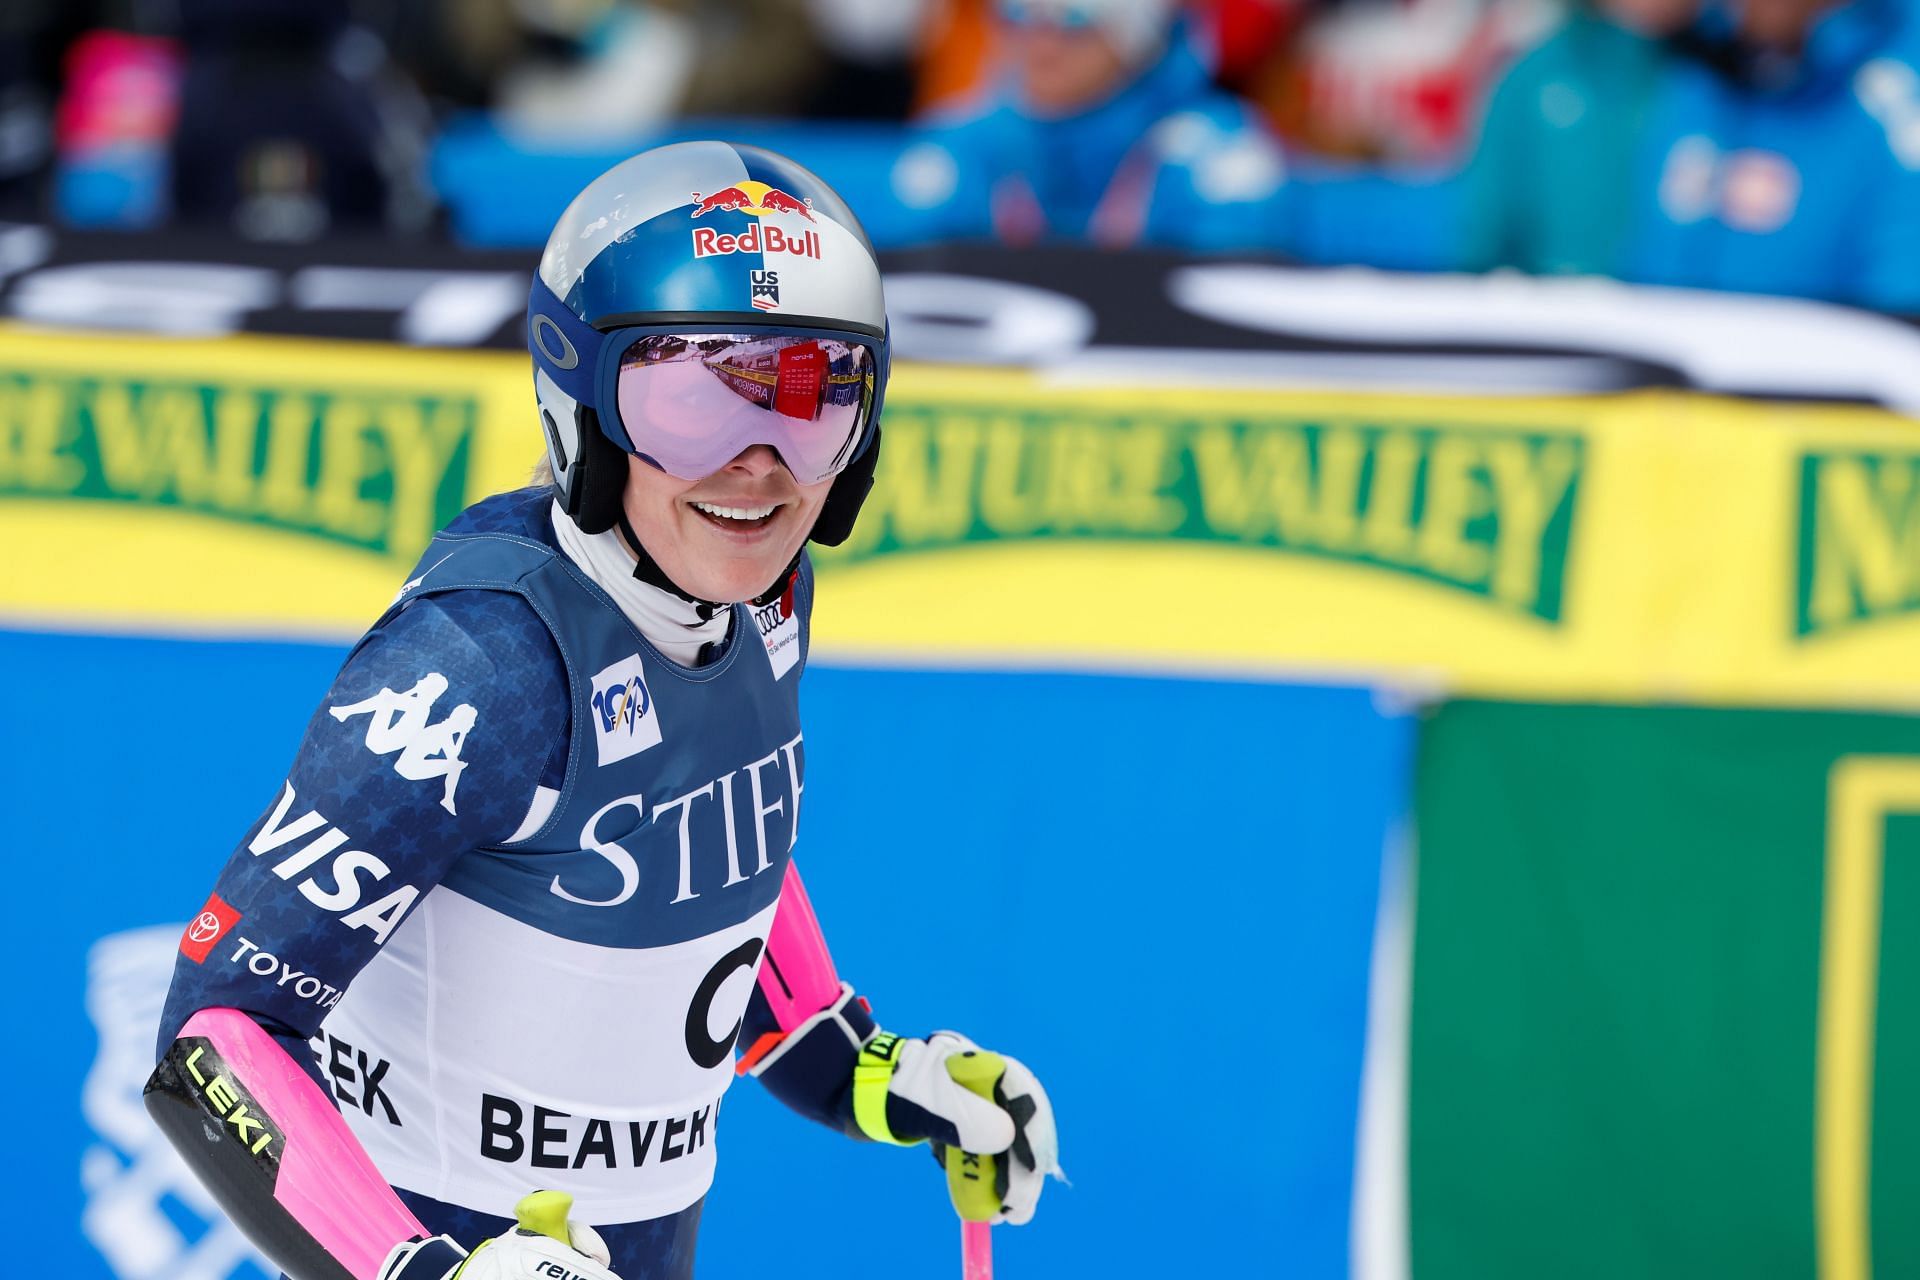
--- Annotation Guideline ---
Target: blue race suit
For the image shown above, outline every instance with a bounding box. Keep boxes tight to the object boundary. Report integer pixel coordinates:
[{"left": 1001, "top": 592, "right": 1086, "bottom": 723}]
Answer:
[{"left": 158, "top": 487, "right": 822, "bottom": 1279}]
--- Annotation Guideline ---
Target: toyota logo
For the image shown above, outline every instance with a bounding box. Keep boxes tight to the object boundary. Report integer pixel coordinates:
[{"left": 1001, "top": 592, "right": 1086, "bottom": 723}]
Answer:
[{"left": 187, "top": 911, "right": 223, "bottom": 943}]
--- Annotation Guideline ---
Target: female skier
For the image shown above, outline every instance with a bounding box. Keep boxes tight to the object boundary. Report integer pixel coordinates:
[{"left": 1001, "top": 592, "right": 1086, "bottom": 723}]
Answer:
[{"left": 146, "top": 141, "right": 1059, "bottom": 1280}]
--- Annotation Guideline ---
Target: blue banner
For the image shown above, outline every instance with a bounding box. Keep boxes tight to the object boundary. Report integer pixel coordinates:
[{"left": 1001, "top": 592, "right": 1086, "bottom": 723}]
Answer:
[{"left": 11, "top": 628, "right": 1411, "bottom": 1280}]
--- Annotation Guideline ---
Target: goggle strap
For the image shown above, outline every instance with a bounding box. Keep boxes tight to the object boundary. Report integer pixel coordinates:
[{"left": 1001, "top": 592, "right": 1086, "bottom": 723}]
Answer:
[{"left": 527, "top": 275, "right": 608, "bottom": 409}]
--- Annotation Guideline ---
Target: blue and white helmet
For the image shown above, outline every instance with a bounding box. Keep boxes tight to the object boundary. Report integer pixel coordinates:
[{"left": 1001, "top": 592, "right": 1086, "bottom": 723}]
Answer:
[{"left": 527, "top": 141, "right": 890, "bottom": 545}]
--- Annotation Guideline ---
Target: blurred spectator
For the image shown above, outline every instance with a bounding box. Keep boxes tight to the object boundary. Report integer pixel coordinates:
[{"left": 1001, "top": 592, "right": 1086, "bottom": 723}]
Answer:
[
  {"left": 1462, "top": 0, "right": 1920, "bottom": 311},
  {"left": 167, "top": 0, "right": 433, "bottom": 240},
  {"left": 53, "top": 26, "right": 179, "bottom": 228},
  {"left": 797, "top": 0, "right": 940, "bottom": 119},
  {"left": 1203, "top": 0, "right": 1310, "bottom": 89},
  {"left": 879, "top": 0, "right": 1288, "bottom": 248},
  {"left": 915, "top": 0, "right": 1001, "bottom": 110},
  {"left": 1460, "top": 0, "right": 1690, "bottom": 275},
  {"left": 383, "top": 0, "right": 926, "bottom": 144},
  {"left": 0, "top": 0, "right": 83, "bottom": 220},
  {"left": 1237, "top": 0, "right": 1559, "bottom": 164},
  {"left": 496, "top": 1, "right": 822, "bottom": 138}
]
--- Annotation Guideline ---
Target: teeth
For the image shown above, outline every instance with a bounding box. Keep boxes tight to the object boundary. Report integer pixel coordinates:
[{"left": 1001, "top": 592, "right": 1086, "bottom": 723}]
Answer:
[{"left": 693, "top": 501, "right": 778, "bottom": 521}]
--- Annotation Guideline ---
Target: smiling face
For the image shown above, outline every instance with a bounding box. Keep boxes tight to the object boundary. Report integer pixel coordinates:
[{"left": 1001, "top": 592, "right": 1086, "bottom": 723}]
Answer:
[
  {"left": 620, "top": 445, "right": 835, "bottom": 603},
  {"left": 1007, "top": 20, "right": 1131, "bottom": 118}
]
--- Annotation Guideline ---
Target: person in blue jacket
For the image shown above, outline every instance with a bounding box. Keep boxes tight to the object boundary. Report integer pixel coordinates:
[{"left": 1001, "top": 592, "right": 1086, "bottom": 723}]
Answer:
[
  {"left": 1462, "top": 0, "right": 1920, "bottom": 312},
  {"left": 880, "top": 0, "right": 1289, "bottom": 251},
  {"left": 1460, "top": 0, "right": 1698, "bottom": 278},
  {"left": 1631, "top": 0, "right": 1920, "bottom": 310}
]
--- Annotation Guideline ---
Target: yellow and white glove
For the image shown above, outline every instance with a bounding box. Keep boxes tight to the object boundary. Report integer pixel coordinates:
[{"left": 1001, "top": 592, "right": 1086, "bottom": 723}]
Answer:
[
  {"left": 379, "top": 1191, "right": 621, "bottom": 1280},
  {"left": 853, "top": 1030, "right": 1062, "bottom": 1225}
]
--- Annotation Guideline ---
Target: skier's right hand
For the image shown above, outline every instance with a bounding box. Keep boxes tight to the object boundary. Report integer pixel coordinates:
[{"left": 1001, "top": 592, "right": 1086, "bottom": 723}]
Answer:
[
  {"left": 378, "top": 1190, "right": 622, "bottom": 1280},
  {"left": 853, "top": 1029, "right": 1061, "bottom": 1225}
]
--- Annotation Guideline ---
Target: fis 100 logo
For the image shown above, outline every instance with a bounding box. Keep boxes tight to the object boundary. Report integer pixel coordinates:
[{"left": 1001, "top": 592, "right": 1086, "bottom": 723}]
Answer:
[
  {"left": 589, "top": 654, "right": 663, "bottom": 766},
  {"left": 593, "top": 676, "right": 649, "bottom": 737}
]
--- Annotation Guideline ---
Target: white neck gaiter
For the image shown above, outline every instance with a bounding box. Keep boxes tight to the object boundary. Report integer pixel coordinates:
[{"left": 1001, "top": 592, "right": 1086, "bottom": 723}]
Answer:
[{"left": 549, "top": 499, "right": 733, "bottom": 667}]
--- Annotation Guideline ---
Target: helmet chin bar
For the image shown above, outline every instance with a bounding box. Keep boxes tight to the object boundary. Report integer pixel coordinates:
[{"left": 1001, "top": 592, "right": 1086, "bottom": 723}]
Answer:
[
  {"left": 611, "top": 507, "right": 801, "bottom": 616},
  {"left": 808, "top": 420, "right": 880, "bottom": 548},
  {"left": 534, "top": 367, "right": 583, "bottom": 502},
  {"left": 564, "top": 407, "right": 629, "bottom": 535}
]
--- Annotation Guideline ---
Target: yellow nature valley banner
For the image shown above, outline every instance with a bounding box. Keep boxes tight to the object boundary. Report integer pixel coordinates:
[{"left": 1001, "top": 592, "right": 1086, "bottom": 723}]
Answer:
[
  {"left": 0, "top": 328, "right": 533, "bottom": 634},
  {"left": 2, "top": 324, "right": 1918, "bottom": 706}
]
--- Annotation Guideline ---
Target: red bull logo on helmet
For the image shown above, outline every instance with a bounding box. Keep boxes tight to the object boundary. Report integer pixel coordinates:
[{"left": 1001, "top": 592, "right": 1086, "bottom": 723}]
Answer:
[{"left": 689, "top": 181, "right": 825, "bottom": 260}]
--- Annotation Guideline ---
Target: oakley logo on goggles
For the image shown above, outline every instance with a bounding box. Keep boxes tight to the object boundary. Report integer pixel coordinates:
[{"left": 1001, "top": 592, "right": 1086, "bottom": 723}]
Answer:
[{"left": 614, "top": 333, "right": 875, "bottom": 486}]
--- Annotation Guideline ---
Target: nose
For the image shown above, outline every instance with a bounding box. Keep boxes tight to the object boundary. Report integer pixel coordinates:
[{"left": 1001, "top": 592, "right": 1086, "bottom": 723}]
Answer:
[{"left": 724, "top": 443, "right": 788, "bottom": 477}]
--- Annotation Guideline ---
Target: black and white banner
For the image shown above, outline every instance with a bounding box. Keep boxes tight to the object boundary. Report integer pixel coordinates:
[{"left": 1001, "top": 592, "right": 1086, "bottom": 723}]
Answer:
[{"left": 3, "top": 223, "right": 1918, "bottom": 411}]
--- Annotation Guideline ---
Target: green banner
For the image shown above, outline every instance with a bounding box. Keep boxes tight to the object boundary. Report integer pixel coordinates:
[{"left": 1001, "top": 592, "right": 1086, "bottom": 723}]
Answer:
[
  {"left": 824, "top": 406, "right": 1584, "bottom": 620},
  {"left": 1410, "top": 701, "right": 1920, "bottom": 1280},
  {"left": 0, "top": 368, "right": 477, "bottom": 557}
]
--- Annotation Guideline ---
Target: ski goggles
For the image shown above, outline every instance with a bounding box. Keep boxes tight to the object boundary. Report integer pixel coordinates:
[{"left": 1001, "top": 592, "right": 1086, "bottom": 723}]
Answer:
[{"left": 613, "top": 332, "right": 877, "bottom": 486}]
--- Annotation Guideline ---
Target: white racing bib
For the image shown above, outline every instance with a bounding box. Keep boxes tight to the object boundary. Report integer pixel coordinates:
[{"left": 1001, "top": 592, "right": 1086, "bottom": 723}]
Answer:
[{"left": 320, "top": 887, "right": 775, "bottom": 1224}]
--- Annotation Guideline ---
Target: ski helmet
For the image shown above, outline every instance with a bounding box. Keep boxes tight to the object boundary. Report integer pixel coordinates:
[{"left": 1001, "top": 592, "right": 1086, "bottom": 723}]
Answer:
[{"left": 527, "top": 140, "right": 889, "bottom": 547}]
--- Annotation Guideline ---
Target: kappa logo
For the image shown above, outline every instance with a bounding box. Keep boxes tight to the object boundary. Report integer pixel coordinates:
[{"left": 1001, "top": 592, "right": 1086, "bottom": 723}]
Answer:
[
  {"left": 330, "top": 672, "right": 475, "bottom": 814},
  {"left": 179, "top": 893, "right": 242, "bottom": 964},
  {"left": 589, "top": 654, "right": 663, "bottom": 766}
]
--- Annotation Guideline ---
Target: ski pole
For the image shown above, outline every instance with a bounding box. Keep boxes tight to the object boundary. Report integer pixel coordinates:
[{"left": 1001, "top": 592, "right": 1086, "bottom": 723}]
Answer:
[
  {"left": 945, "top": 1053, "right": 1004, "bottom": 1280},
  {"left": 962, "top": 1221, "right": 993, "bottom": 1280}
]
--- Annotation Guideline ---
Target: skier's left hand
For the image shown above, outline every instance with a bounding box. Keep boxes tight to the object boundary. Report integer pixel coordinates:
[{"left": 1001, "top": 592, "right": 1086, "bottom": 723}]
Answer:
[
  {"left": 852, "top": 1029, "right": 1061, "bottom": 1224},
  {"left": 379, "top": 1190, "right": 623, "bottom": 1280}
]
